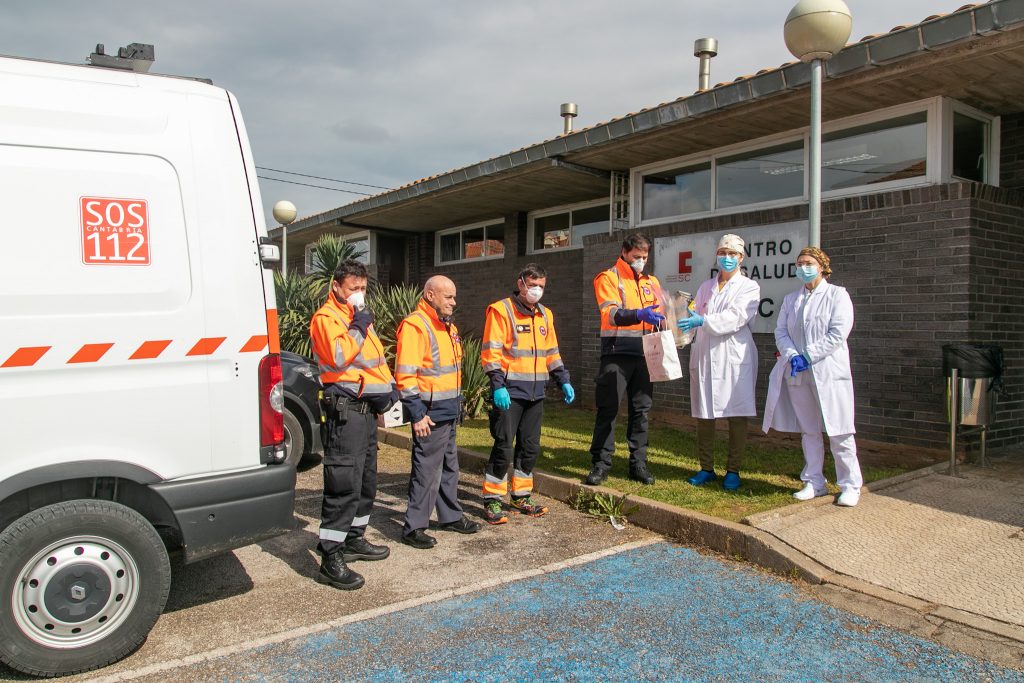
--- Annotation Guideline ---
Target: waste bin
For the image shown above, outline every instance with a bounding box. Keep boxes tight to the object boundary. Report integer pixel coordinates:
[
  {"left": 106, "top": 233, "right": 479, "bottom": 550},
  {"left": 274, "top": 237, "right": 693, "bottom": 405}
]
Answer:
[
  {"left": 942, "top": 344, "right": 1003, "bottom": 425},
  {"left": 941, "top": 343, "right": 1003, "bottom": 472}
]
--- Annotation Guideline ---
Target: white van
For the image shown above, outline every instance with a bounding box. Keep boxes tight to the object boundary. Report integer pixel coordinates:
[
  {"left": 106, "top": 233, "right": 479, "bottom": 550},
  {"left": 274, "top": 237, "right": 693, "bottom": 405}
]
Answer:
[{"left": 0, "top": 46, "right": 295, "bottom": 676}]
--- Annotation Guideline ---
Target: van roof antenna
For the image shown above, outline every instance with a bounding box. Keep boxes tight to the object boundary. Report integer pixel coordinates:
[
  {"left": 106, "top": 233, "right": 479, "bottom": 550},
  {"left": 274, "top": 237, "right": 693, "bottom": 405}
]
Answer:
[{"left": 88, "top": 43, "right": 155, "bottom": 73}]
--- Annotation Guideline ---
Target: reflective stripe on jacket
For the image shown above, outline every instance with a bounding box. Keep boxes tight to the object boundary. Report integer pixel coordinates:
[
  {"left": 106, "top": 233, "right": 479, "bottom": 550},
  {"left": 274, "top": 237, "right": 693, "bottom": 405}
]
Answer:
[
  {"left": 594, "top": 258, "right": 662, "bottom": 356},
  {"left": 480, "top": 295, "right": 570, "bottom": 401},
  {"left": 395, "top": 299, "right": 462, "bottom": 423},
  {"left": 310, "top": 292, "right": 395, "bottom": 402}
]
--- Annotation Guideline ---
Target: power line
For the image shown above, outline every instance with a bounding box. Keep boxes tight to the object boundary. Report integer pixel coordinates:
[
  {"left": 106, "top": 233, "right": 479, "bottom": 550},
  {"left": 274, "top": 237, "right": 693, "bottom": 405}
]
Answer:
[
  {"left": 256, "top": 166, "right": 392, "bottom": 190},
  {"left": 257, "top": 175, "right": 373, "bottom": 196}
]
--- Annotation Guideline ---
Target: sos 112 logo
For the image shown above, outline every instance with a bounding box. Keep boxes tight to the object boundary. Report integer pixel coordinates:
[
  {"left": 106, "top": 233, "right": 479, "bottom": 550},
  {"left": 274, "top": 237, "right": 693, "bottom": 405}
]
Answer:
[{"left": 80, "top": 197, "right": 150, "bottom": 266}]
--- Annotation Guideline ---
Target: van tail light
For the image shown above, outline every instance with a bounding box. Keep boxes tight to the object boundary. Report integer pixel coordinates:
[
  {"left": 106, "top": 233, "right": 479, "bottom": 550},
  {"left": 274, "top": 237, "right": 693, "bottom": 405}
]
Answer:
[{"left": 259, "top": 354, "right": 285, "bottom": 457}]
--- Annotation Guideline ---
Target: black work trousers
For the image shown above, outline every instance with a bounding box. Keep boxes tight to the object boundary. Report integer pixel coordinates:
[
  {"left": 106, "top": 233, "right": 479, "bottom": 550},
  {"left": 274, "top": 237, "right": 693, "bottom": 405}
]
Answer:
[
  {"left": 404, "top": 420, "right": 464, "bottom": 534},
  {"left": 589, "top": 354, "right": 653, "bottom": 472},
  {"left": 318, "top": 409, "right": 377, "bottom": 555},
  {"left": 486, "top": 397, "right": 544, "bottom": 496}
]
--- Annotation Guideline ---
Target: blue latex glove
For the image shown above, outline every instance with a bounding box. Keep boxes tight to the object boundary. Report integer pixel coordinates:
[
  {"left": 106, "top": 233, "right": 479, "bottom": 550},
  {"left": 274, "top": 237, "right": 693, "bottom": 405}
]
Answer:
[
  {"left": 637, "top": 305, "right": 666, "bottom": 326},
  {"left": 561, "top": 383, "right": 576, "bottom": 405},
  {"left": 789, "top": 354, "right": 810, "bottom": 377},
  {"left": 677, "top": 313, "right": 704, "bottom": 332},
  {"left": 492, "top": 387, "right": 511, "bottom": 411}
]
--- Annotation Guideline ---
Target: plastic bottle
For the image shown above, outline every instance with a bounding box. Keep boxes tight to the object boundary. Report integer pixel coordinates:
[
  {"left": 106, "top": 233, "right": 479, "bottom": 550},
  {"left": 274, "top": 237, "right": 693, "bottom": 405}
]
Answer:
[{"left": 672, "top": 291, "right": 696, "bottom": 348}]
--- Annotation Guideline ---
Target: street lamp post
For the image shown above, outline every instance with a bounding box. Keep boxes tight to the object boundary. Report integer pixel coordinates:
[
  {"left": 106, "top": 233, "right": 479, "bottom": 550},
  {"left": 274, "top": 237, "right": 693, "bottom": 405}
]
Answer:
[
  {"left": 784, "top": 0, "right": 852, "bottom": 248},
  {"left": 272, "top": 200, "right": 297, "bottom": 277}
]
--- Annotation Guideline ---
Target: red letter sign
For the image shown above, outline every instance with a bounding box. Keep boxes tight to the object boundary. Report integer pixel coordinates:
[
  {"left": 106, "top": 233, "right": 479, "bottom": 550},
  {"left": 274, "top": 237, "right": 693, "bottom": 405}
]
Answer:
[
  {"left": 678, "top": 251, "right": 693, "bottom": 275},
  {"left": 80, "top": 197, "right": 150, "bottom": 266}
]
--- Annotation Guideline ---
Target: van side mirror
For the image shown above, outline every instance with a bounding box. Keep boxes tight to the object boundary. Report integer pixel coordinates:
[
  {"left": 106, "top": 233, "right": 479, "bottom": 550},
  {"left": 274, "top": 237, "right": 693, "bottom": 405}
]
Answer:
[{"left": 259, "top": 241, "right": 280, "bottom": 264}]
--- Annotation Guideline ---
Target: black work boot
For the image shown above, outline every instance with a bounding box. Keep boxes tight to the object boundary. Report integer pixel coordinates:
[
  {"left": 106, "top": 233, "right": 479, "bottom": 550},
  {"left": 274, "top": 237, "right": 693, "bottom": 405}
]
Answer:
[
  {"left": 315, "top": 552, "right": 365, "bottom": 590},
  {"left": 343, "top": 536, "right": 391, "bottom": 562},
  {"left": 585, "top": 467, "right": 609, "bottom": 486},
  {"left": 629, "top": 466, "right": 655, "bottom": 485}
]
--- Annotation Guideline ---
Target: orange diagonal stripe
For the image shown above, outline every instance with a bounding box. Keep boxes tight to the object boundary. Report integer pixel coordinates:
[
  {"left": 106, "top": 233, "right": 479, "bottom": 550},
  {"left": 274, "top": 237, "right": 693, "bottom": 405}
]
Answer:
[
  {"left": 130, "top": 340, "right": 172, "bottom": 360},
  {"left": 2, "top": 346, "right": 51, "bottom": 368},
  {"left": 266, "top": 309, "right": 281, "bottom": 354},
  {"left": 239, "top": 335, "right": 269, "bottom": 353},
  {"left": 67, "top": 343, "right": 114, "bottom": 364},
  {"left": 187, "top": 337, "right": 226, "bottom": 356}
]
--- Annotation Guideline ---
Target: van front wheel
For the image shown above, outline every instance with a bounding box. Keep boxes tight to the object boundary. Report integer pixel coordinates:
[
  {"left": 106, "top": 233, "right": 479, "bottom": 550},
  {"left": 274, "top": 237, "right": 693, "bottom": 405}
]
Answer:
[{"left": 0, "top": 500, "right": 171, "bottom": 677}]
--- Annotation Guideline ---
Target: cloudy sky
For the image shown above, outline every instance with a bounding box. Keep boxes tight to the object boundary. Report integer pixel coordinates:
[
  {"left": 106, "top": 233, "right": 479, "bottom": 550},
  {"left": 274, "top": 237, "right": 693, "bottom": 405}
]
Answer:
[{"left": 4, "top": 1, "right": 973, "bottom": 225}]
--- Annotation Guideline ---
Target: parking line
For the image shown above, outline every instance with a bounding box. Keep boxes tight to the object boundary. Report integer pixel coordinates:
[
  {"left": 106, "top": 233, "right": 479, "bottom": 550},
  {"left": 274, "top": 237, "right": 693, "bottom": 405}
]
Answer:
[{"left": 91, "top": 537, "right": 661, "bottom": 682}]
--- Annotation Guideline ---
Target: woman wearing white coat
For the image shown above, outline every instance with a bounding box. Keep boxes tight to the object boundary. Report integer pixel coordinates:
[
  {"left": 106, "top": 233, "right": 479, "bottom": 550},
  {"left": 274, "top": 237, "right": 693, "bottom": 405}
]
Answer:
[
  {"left": 762, "top": 246, "right": 863, "bottom": 507},
  {"left": 678, "top": 234, "right": 761, "bottom": 491}
]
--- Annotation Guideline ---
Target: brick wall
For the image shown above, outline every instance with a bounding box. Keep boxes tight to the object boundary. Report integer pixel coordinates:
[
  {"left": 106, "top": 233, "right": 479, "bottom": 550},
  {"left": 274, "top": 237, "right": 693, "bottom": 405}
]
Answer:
[
  {"left": 422, "top": 213, "right": 586, "bottom": 389},
  {"left": 967, "top": 184, "right": 1024, "bottom": 449},
  {"left": 1000, "top": 112, "right": 1024, "bottom": 191},
  {"left": 578, "top": 182, "right": 1024, "bottom": 455}
]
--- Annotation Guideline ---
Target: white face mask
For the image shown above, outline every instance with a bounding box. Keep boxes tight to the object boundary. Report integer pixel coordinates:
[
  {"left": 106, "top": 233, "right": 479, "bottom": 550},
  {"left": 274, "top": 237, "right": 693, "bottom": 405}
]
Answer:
[
  {"left": 630, "top": 257, "right": 646, "bottom": 273},
  {"left": 524, "top": 286, "right": 544, "bottom": 304},
  {"left": 346, "top": 290, "right": 366, "bottom": 311}
]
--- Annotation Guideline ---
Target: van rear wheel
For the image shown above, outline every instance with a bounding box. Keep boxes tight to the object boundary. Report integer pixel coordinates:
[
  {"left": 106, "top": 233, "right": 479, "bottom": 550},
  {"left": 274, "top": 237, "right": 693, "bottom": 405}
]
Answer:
[{"left": 0, "top": 500, "right": 171, "bottom": 677}]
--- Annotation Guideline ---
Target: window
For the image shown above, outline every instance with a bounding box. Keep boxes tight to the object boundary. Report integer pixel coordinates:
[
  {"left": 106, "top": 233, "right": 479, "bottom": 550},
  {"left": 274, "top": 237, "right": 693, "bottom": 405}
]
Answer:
[
  {"left": 530, "top": 201, "right": 610, "bottom": 252},
  {"left": 717, "top": 142, "right": 803, "bottom": 209},
  {"left": 641, "top": 162, "right": 711, "bottom": 221},
  {"left": 634, "top": 97, "right": 999, "bottom": 227},
  {"left": 821, "top": 113, "right": 927, "bottom": 191},
  {"left": 952, "top": 112, "right": 988, "bottom": 182},
  {"left": 436, "top": 220, "right": 504, "bottom": 264}
]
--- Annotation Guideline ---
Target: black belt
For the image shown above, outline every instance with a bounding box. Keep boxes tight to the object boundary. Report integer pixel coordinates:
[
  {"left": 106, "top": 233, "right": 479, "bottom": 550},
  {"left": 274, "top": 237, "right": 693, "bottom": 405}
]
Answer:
[
  {"left": 321, "top": 389, "right": 373, "bottom": 416},
  {"left": 347, "top": 399, "right": 372, "bottom": 415}
]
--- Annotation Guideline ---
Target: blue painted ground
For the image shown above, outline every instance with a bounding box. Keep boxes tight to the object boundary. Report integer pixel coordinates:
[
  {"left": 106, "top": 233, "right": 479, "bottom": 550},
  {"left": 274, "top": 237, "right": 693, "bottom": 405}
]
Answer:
[{"left": 240, "top": 543, "right": 1022, "bottom": 682}]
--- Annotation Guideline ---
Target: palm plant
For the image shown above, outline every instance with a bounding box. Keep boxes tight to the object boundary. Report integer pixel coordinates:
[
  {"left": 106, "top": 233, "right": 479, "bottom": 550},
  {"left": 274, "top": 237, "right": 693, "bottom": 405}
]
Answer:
[
  {"left": 273, "top": 271, "right": 322, "bottom": 357},
  {"left": 367, "top": 282, "right": 422, "bottom": 364},
  {"left": 459, "top": 335, "right": 490, "bottom": 419},
  {"left": 308, "top": 234, "right": 367, "bottom": 289}
]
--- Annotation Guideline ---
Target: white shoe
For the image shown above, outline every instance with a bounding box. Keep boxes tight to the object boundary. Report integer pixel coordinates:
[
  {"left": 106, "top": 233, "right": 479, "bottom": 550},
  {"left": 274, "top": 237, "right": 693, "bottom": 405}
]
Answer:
[
  {"left": 793, "top": 482, "right": 829, "bottom": 501},
  {"left": 836, "top": 490, "right": 860, "bottom": 507}
]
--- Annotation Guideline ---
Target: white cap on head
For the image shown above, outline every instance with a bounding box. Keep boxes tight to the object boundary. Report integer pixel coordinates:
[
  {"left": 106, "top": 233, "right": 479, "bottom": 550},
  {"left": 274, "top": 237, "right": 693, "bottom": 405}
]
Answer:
[{"left": 717, "top": 234, "right": 744, "bottom": 252}]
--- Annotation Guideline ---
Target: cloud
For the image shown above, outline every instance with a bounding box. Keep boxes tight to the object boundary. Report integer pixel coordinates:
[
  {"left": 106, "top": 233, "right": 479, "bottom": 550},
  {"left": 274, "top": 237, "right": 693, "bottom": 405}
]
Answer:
[{"left": 330, "top": 120, "right": 395, "bottom": 144}]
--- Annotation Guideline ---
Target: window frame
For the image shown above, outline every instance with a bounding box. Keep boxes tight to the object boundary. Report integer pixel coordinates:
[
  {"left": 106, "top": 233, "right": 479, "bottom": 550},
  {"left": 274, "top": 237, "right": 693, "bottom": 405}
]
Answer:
[
  {"left": 630, "top": 97, "right": 980, "bottom": 229},
  {"left": 527, "top": 197, "right": 611, "bottom": 254},
  {"left": 434, "top": 218, "right": 506, "bottom": 266}
]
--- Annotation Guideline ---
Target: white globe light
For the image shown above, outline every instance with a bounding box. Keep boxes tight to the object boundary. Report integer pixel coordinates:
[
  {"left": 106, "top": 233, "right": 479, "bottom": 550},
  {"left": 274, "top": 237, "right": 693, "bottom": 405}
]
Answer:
[
  {"left": 784, "top": 0, "right": 853, "bottom": 62},
  {"left": 272, "top": 200, "right": 297, "bottom": 225}
]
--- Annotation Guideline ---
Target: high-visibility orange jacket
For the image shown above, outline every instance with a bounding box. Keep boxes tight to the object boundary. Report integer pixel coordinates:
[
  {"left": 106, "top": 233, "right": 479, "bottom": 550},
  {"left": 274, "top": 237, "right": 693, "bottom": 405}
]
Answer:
[
  {"left": 395, "top": 299, "right": 463, "bottom": 423},
  {"left": 310, "top": 291, "right": 396, "bottom": 412},
  {"left": 481, "top": 294, "right": 570, "bottom": 401},
  {"left": 594, "top": 257, "right": 663, "bottom": 356}
]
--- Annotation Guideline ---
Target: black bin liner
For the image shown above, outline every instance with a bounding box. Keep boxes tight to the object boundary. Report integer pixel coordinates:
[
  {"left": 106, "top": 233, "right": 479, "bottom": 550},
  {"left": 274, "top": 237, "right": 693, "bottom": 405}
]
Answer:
[{"left": 942, "top": 344, "right": 1004, "bottom": 393}]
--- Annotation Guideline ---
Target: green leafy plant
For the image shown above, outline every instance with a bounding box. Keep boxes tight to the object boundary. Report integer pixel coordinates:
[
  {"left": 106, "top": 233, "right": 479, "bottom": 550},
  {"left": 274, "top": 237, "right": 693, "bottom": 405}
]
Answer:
[
  {"left": 570, "top": 489, "right": 639, "bottom": 523},
  {"left": 368, "top": 282, "right": 422, "bottom": 364},
  {"left": 274, "top": 271, "right": 323, "bottom": 357},
  {"left": 459, "top": 336, "right": 490, "bottom": 419},
  {"left": 308, "top": 234, "right": 367, "bottom": 289}
]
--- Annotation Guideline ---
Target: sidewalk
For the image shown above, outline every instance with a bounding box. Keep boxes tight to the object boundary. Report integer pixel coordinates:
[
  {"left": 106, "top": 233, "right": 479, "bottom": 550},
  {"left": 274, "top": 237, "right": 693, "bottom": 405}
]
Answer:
[
  {"left": 746, "top": 457, "right": 1024, "bottom": 632},
  {"left": 380, "top": 428, "right": 1024, "bottom": 664}
]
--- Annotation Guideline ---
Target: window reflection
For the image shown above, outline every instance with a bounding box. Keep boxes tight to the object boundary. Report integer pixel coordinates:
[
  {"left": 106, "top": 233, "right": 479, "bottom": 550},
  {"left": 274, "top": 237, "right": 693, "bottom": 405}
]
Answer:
[
  {"left": 952, "top": 112, "right": 986, "bottom": 182},
  {"left": 717, "top": 143, "right": 803, "bottom": 209},
  {"left": 822, "top": 113, "right": 927, "bottom": 191},
  {"left": 642, "top": 163, "right": 711, "bottom": 220}
]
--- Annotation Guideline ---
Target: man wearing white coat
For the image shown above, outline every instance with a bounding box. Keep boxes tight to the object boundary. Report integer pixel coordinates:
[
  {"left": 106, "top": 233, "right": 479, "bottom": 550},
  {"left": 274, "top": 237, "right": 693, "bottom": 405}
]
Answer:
[
  {"left": 762, "top": 246, "right": 863, "bottom": 507},
  {"left": 678, "top": 234, "right": 761, "bottom": 491}
]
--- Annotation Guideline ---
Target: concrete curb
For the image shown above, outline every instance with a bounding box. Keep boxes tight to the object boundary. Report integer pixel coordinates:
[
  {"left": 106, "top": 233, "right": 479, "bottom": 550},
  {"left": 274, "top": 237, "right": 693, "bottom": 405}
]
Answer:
[{"left": 378, "top": 428, "right": 1023, "bottom": 648}]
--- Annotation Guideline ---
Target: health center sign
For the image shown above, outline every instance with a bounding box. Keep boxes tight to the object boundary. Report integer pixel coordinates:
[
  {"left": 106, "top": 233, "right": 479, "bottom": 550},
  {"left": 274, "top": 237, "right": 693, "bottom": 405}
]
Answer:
[{"left": 652, "top": 221, "right": 808, "bottom": 334}]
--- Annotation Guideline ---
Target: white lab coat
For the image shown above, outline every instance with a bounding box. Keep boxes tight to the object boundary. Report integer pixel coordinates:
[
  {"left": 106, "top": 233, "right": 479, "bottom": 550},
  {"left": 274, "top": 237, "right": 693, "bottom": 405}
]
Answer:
[
  {"left": 762, "top": 279, "right": 856, "bottom": 436},
  {"left": 688, "top": 273, "right": 761, "bottom": 419}
]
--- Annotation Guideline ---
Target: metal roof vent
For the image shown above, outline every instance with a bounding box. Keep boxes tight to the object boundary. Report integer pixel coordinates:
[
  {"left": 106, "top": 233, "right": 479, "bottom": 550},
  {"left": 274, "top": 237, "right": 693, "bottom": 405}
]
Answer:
[
  {"left": 694, "top": 38, "right": 718, "bottom": 91},
  {"left": 560, "top": 103, "right": 578, "bottom": 134},
  {"left": 88, "top": 43, "right": 155, "bottom": 73}
]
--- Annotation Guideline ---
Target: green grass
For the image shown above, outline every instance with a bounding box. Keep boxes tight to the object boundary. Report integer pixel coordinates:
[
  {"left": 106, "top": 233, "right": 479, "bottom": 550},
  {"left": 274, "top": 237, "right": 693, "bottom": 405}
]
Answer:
[{"left": 455, "top": 403, "right": 906, "bottom": 523}]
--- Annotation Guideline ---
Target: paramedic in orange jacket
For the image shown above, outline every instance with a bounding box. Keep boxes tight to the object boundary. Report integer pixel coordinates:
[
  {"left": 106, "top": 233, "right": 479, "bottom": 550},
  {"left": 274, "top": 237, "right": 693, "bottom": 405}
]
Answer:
[
  {"left": 309, "top": 260, "right": 398, "bottom": 591},
  {"left": 395, "top": 275, "right": 480, "bottom": 549},
  {"left": 479, "top": 263, "right": 575, "bottom": 525},
  {"left": 586, "top": 233, "right": 665, "bottom": 486}
]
